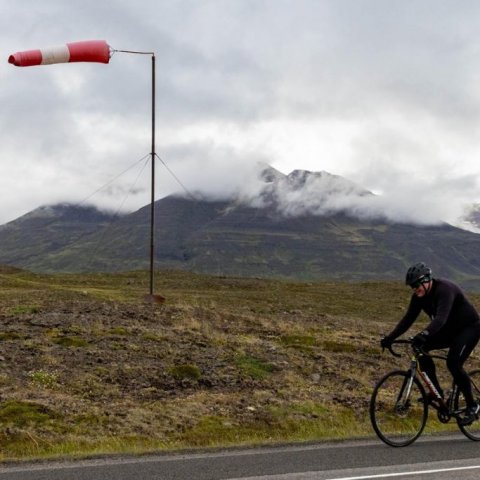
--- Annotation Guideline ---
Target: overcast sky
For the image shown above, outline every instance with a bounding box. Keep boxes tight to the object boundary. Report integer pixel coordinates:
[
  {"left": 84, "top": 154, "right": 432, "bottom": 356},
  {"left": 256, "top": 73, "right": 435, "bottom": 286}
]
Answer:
[{"left": 2, "top": 0, "right": 480, "bottom": 226}]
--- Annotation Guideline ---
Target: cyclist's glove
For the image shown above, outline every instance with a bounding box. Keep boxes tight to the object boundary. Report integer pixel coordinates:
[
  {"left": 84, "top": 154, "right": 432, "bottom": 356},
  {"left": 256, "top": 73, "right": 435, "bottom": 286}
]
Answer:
[
  {"left": 380, "top": 335, "right": 394, "bottom": 349},
  {"left": 412, "top": 330, "right": 429, "bottom": 349}
]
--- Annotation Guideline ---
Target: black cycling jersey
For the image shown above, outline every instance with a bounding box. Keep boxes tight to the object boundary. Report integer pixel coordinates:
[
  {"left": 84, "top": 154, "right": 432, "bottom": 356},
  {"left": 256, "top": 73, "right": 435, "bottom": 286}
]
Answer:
[{"left": 388, "top": 278, "right": 480, "bottom": 339}]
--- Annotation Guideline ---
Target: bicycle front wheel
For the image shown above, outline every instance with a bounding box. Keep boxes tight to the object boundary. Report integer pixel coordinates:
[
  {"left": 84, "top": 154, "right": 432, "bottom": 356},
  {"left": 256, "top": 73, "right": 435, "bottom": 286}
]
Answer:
[
  {"left": 370, "top": 370, "right": 428, "bottom": 447},
  {"left": 456, "top": 369, "right": 480, "bottom": 441}
]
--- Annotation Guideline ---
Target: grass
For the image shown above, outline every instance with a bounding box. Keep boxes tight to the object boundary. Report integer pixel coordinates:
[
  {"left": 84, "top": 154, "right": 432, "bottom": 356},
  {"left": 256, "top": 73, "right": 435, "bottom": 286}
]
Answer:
[
  {"left": 53, "top": 336, "right": 89, "bottom": 348},
  {"left": 280, "top": 335, "right": 317, "bottom": 348},
  {"left": 0, "top": 331, "right": 24, "bottom": 341},
  {"left": 235, "top": 355, "right": 276, "bottom": 379},
  {"left": 0, "top": 400, "right": 61, "bottom": 434},
  {"left": 168, "top": 364, "right": 202, "bottom": 381},
  {"left": 8, "top": 305, "right": 40, "bottom": 315},
  {"left": 0, "top": 267, "right": 478, "bottom": 461}
]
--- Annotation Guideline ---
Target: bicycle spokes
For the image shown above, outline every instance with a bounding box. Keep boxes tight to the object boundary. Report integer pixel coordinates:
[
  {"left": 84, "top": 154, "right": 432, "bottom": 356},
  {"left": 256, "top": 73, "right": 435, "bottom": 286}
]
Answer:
[{"left": 370, "top": 370, "right": 428, "bottom": 447}]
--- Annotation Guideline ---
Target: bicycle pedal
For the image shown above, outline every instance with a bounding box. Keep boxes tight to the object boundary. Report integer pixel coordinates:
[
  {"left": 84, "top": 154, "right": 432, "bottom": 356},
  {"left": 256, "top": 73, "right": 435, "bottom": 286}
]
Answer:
[{"left": 437, "top": 409, "right": 451, "bottom": 424}]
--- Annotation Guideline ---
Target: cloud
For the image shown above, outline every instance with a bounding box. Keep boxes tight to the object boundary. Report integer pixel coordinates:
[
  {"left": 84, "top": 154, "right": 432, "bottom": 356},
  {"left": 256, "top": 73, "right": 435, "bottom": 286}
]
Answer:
[
  {"left": 2, "top": 0, "right": 480, "bottom": 229},
  {"left": 172, "top": 163, "right": 478, "bottom": 228}
]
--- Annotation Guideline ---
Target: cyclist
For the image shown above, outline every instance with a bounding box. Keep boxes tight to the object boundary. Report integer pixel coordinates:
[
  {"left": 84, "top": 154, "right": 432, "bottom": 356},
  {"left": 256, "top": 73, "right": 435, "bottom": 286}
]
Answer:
[{"left": 381, "top": 262, "right": 480, "bottom": 426}]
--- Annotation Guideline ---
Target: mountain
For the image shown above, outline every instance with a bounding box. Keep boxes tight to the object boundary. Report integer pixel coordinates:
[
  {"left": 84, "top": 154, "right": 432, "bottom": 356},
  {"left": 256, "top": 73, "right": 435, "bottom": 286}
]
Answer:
[
  {"left": 0, "top": 204, "right": 118, "bottom": 269},
  {"left": 1, "top": 168, "right": 480, "bottom": 290}
]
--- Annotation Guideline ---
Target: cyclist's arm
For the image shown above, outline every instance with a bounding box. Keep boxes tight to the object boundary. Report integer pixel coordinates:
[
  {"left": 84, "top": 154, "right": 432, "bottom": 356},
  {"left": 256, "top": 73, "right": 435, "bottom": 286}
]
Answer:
[{"left": 386, "top": 295, "right": 422, "bottom": 340}]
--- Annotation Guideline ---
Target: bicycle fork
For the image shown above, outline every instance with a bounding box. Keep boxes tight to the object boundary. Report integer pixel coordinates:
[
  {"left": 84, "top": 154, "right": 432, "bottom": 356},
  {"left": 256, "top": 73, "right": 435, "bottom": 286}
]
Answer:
[
  {"left": 395, "top": 364, "right": 417, "bottom": 412},
  {"left": 397, "top": 358, "right": 446, "bottom": 411}
]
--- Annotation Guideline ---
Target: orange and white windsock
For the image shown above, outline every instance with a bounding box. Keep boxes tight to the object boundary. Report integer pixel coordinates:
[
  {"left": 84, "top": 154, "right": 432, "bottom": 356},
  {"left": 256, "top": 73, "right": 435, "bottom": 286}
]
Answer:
[{"left": 8, "top": 40, "right": 111, "bottom": 67}]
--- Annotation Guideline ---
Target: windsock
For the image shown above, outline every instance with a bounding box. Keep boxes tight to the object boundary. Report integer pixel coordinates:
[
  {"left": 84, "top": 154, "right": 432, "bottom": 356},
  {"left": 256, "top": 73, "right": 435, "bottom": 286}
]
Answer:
[{"left": 8, "top": 40, "right": 111, "bottom": 67}]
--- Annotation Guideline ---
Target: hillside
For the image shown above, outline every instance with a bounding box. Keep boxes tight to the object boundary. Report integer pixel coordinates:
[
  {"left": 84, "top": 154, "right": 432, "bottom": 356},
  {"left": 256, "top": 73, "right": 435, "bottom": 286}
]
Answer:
[
  {"left": 1, "top": 169, "right": 480, "bottom": 289},
  {"left": 0, "top": 204, "right": 118, "bottom": 267},
  {"left": 1, "top": 268, "right": 478, "bottom": 460}
]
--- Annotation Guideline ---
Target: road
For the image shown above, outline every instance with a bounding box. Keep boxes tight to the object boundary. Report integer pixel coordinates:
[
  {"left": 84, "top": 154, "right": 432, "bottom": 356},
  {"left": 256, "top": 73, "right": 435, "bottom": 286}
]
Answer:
[{"left": 0, "top": 434, "right": 479, "bottom": 479}]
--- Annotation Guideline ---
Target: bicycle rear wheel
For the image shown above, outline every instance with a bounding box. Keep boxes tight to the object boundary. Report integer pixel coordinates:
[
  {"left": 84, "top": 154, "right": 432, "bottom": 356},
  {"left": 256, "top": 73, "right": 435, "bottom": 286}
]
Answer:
[
  {"left": 455, "top": 369, "right": 480, "bottom": 441},
  {"left": 370, "top": 370, "right": 428, "bottom": 447}
]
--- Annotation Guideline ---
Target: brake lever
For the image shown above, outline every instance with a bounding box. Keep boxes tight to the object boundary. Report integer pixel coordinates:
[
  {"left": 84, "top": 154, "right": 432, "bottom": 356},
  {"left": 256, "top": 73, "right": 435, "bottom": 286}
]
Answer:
[{"left": 388, "top": 345, "right": 401, "bottom": 358}]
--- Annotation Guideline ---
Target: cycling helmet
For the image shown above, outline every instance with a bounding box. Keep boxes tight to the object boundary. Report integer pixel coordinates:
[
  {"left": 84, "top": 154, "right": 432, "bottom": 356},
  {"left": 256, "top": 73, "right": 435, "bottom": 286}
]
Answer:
[{"left": 405, "top": 262, "right": 432, "bottom": 287}]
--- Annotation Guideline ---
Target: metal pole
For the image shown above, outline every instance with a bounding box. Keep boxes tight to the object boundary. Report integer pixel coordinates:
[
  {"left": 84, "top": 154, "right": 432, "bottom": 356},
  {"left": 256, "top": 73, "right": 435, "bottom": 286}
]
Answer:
[
  {"left": 113, "top": 49, "right": 164, "bottom": 303},
  {"left": 149, "top": 54, "right": 156, "bottom": 296}
]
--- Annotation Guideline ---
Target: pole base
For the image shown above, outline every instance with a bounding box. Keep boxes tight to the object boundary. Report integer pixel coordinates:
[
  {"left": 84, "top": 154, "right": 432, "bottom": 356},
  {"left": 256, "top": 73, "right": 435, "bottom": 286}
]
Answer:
[{"left": 144, "top": 294, "right": 165, "bottom": 304}]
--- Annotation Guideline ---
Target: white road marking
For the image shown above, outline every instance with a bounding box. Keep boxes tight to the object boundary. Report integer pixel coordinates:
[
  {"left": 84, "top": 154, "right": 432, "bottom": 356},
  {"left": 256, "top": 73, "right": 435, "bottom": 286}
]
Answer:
[
  {"left": 225, "top": 463, "right": 480, "bottom": 480},
  {"left": 326, "top": 464, "right": 480, "bottom": 479}
]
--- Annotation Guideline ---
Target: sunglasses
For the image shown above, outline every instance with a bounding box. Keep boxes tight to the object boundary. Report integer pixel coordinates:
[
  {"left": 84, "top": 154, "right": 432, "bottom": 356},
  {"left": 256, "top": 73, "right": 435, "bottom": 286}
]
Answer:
[{"left": 410, "top": 276, "right": 430, "bottom": 290}]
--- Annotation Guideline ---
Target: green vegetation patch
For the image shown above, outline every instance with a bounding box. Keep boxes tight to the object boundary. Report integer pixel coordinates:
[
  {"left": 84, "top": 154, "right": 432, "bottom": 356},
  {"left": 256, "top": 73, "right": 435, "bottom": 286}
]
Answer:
[
  {"left": 142, "top": 332, "right": 166, "bottom": 343},
  {"left": 9, "top": 305, "right": 39, "bottom": 315},
  {"left": 109, "top": 327, "right": 131, "bottom": 336},
  {"left": 180, "top": 415, "right": 242, "bottom": 446},
  {"left": 53, "top": 336, "right": 89, "bottom": 348},
  {"left": 0, "top": 401, "right": 59, "bottom": 428},
  {"left": 235, "top": 355, "right": 275, "bottom": 379},
  {"left": 0, "top": 331, "right": 23, "bottom": 341},
  {"left": 179, "top": 402, "right": 370, "bottom": 448},
  {"left": 168, "top": 364, "right": 202, "bottom": 381},
  {"left": 29, "top": 370, "right": 59, "bottom": 388},
  {"left": 280, "top": 334, "right": 317, "bottom": 348}
]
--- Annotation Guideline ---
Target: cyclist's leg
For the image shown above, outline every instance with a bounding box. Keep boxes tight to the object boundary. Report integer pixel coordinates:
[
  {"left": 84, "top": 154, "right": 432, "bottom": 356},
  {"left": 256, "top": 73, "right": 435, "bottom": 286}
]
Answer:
[
  {"left": 418, "top": 355, "right": 444, "bottom": 399},
  {"left": 447, "top": 323, "right": 480, "bottom": 408},
  {"left": 419, "top": 336, "right": 449, "bottom": 398}
]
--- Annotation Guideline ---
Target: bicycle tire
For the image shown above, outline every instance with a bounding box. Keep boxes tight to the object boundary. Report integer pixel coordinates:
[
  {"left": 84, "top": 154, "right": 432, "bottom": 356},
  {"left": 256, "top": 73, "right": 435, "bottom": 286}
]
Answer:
[
  {"left": 455, "top": 369, "right": 480, "bottom": 441},
  {"left": 370, "top": 370, "right": 428, "bottom": 447}
]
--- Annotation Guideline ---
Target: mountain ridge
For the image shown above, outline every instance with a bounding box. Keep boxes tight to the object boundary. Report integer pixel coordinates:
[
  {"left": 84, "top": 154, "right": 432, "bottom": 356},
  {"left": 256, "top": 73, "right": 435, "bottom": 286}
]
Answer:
[{"left": 1, "top": 167, "right": 480, "bottom": 290}]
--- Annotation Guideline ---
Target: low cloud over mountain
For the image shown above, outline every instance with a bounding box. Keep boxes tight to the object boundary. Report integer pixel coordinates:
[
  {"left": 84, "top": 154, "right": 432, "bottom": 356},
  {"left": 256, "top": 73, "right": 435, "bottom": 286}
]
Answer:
[{"left": 179, "top": 163, "right": 472, "bottom": 228}]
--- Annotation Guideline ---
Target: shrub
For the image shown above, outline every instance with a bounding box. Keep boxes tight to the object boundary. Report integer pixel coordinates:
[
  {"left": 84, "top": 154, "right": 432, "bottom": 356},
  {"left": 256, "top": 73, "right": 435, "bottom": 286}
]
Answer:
[{"left": 29, "top": 370, "right": 58, "bottom": 388}]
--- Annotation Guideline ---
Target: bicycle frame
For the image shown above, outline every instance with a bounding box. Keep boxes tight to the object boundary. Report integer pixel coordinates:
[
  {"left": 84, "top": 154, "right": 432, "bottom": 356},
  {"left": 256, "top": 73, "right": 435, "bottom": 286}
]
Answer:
[
  {"left": 416, "top": 353, "right": 465, "bottom": 418},
  {"left": 391, "top": 342, "right": 465, "bottom": 419}
]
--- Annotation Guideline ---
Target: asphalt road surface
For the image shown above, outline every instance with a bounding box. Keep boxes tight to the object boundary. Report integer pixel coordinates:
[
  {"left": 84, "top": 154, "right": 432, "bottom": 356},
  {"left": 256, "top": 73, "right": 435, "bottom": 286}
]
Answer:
[{"left": 1, "top": 434, "right": 480, "bottom": 479}]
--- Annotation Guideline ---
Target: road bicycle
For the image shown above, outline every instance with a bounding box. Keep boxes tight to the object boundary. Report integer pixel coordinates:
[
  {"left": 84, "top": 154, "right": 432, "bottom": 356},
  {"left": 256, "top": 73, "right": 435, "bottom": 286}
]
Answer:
[{"left": 369, "top": 339, "right": 480, "bottom": 447}]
